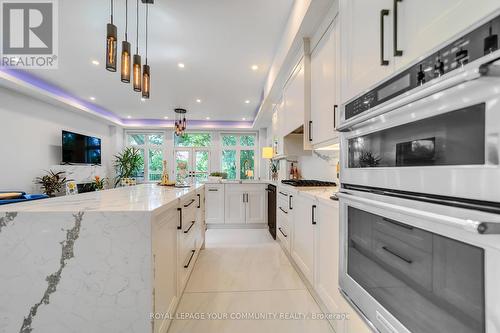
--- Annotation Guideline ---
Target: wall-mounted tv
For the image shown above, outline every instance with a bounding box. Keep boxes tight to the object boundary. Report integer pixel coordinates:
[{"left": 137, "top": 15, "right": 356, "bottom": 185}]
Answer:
[{"left": 62, "top": 130, "right": 102, "bottom": 165}]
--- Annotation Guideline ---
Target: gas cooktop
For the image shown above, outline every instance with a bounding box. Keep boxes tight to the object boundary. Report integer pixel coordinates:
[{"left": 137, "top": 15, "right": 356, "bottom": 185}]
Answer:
[{"left": 281, "top": 179, "right": 337, "bottom": 187}]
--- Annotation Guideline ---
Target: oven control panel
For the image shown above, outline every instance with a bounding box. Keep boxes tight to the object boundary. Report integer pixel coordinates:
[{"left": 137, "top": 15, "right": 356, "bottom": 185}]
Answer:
[{"left": 344, "top": 12, "right": 500, "bottom": 122}]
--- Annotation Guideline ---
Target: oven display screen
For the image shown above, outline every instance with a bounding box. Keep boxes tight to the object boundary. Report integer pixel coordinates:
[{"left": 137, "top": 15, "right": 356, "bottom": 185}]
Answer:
[{"left": 377, "top": 74, "right": 411, "bottom": 101}]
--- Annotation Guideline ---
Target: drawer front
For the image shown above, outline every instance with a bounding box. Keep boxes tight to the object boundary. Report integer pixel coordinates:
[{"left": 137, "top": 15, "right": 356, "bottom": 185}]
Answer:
[
  {"left": 277, "top": 215, "right": 290, "bottom": 252},
  {"left": 372, "top": 229, "right": 432, "bottom": 291},
  {"left": 373, "top": 215, "right": 432, "bottom": 253}
]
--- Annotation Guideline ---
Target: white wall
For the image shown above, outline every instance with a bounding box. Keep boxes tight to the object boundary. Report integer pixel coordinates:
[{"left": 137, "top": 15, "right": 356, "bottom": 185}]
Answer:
[{"left": 0, "top": 87, "right": 123, "bottom": 193}]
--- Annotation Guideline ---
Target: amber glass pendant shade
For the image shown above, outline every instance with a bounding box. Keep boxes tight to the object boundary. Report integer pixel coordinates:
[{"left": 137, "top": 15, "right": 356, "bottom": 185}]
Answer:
[
  {"left": 121, "top": 41, "right": 131, "bottom": 83},
  {"left": 142, "top": 64, "right": 150, "bottom": 98},
  {"left": 106, "top": 23, "right": 117, "bottom": 72},
  {"left": 133, "top": 54, "right": 142, "bottom": 92}
]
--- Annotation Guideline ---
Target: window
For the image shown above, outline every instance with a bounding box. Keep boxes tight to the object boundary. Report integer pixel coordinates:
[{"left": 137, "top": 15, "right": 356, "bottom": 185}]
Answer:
[
  {"left": 221, "top": 133, "right": 256, "bottom": 180},
  {"left": 174, "top": 133, "right": 212, "bottom": 183},
  {"left": 126, "top": 133, "right": 164, "bottom": 182}
]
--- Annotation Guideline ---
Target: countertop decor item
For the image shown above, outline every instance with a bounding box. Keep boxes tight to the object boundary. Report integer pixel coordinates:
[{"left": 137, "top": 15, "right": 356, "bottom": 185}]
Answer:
[
  {"left": 114, "top": 147, "right": 143, "bottom": 187},
  {"left": 158, "top": 160, "right": 175, "bottom": 186},
  {"left": 92, "top": 176, "right": 107, "bottom": 191},
  {"left": 35, "top": 170, "right": 69, "bottom": 197}
]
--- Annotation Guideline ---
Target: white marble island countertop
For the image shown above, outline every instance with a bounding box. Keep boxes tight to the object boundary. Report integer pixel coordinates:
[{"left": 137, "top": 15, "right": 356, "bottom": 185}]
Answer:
[{"left": 0, "top": 183, "right": 204, "bottom": 213}]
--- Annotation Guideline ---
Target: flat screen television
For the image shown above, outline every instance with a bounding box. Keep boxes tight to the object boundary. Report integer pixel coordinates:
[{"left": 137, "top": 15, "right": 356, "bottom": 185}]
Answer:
[{"left": 62, "top": 130, "right": 102, "bottom": 165}]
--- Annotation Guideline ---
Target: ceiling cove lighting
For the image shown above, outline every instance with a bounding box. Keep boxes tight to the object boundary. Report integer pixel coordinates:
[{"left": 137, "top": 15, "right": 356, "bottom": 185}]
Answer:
[
  {"left": 121, "top": 0, "right": 131, "bottom": 83},
  {"left": 174, "top": 108, "right": 187, "bottom": 137},
  {"left": 142, "top": 2, "right": 150, "bottom": 99},
  {"left": 133, "top": 0, "right": 142, "bottom": 92},
  {"left": 106, "top": 0, "right": 118, "bottom": 72}
]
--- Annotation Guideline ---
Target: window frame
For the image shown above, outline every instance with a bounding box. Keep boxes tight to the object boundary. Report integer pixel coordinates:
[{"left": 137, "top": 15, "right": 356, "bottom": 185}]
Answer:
[
  {"left": 125, "top": 130, "right": 166, "bottom": 183},
  {"left": 220, "top": 132, "right": 258, "bottom": 180}
]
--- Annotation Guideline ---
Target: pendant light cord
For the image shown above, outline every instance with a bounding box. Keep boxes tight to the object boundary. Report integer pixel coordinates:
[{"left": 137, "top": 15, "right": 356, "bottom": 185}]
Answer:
[
  {"left": 125, "top": 0, "right": 128, "bottom": 41},
  {"left": 110, "top": 0, "right": 114, "bottom": 24},
  {"left": 145, "top": 3, "right": 149, "bottom": 65},
  {"left": 136, "top": 0, "right": 139, "bottom": 53}
]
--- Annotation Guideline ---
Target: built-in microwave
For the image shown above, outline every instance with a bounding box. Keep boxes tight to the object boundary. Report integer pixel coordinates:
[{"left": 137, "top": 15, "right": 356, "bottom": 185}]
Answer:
[{"left": 338, "top": 189, "right": 500, "bottom": 333}]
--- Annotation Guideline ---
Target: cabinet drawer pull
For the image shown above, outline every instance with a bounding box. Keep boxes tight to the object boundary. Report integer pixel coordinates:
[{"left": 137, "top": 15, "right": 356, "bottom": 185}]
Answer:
[
  {"left": 177, "top": 207, "right": 182, "bottom": 230},
  {"left": 184, "top": 199, "right": 196, "bottom": 208},
  {"left": 312, "top": 205, "right": 317, "bottom": 225},
  {"left": 279, "top": 207, "right": 288, "bottom": 214},
  {"left": 380, "top": 9, "right": 390, "bottom": 66},
  {"left": 197, "top": 194, "right": 201, "bottom": 208},
  {"left": 279, "top": 191, "right": 288, "bottom": 196},
  {"left": 183, "top": 221, "right": 195, "bottom": 234},
  {"left": 208, "top": 189, "right": 218, "bottom": 192},
  {"left": 333, "top": 105, "right": 338, "bottom": 129},
  {"left": 383, "top": 217, "right": 414, "bottom": 230},
  {"left": 184, "top": 249, "right": 196, "bottom": 268},
  {"left": 393, "top": 0, "right": 403, "bottom": 57},
  {"left": 382, "top": 246, "right": 413, "bottom": 264},
  {"left": 289, "top": 195, "right": 293, "bottom": 210},
  {"left": 278, "top": 227, "right": 288, "bottom": 238},
  {"left": 308, "top": 120, "right": 313, "bottom": 142}
]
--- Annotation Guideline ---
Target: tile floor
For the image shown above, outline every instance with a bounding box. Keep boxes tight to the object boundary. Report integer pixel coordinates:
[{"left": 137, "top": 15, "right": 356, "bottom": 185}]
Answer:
[{"left": 168, "top": 229, "right": 334, "bottom": 333}]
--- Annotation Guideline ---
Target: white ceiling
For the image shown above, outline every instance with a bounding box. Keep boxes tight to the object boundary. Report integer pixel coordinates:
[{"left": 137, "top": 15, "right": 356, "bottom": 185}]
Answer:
[{"left": 22, "top": 0, "right": 294, "bottom": 122}]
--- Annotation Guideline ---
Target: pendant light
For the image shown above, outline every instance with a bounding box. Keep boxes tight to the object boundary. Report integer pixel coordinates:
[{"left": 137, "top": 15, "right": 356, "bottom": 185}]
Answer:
[
  {"left": 132, "top": 0, "right": 142, "bottom": 92},
  {"left": 174, "top": 108, "right": 187, "bottom": 137},
  {"left": 120, "top": 0, "right": 131, "bottom": 82},
  {"left": 142, "top": 2, "right": 150, "bottom": 99},
  {"left": 106, "top": 0, "right": 117, "bottom": 72}
]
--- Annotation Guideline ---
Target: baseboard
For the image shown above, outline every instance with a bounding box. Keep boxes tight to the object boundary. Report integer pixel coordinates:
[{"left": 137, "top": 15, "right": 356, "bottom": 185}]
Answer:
[{"left": 206, "top": 223, "right": 267, "bottom": 229}]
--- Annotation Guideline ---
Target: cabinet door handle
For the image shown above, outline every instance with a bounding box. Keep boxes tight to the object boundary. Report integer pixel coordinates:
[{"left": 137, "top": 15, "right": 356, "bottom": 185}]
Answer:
[
  {"left": 278, "top": 227, "right": 288, "bottom": 238},
  {"left": 208, "top": 188, "right": 218, "bottom": 192},
  {"left": 289, "top": 195, "right": 293, "bottom": 210},
  {"left": 246, "top": 193, "right": 249, "bottom": 203},
  {"left": 177, "top": 207, "right": 182, "bottom": 230},
  {"left": 279, "top": 207, "right": 288, "bottom": 214},
  {"left": 279, "top": 191, "right": 288, "bottom": 196},
  {"left": 333, "top": 105, "right": 338, "bottom": 129},
  {"left": 382, "top": 246, "right": 413, "bottom": 264},
  {"left": 308, "top": 120, "right": 313, "bottom": 142},
  {"left": 312, "top": 205, "right": 317, "bottom": 225},
  {"left": 184, "top": 221, "right": 195, "bottom": 234},
  {"left": 380, "top": 9, "right": 390, "bottom": 66},
  {"left": 197, "top": 194, "right": 201, "bottom": 208},
  {"left": 184, "top": 249, "right": 196, "bottom": 268},
  {"left": 184, "top": 199, "right": 195, "bottom": 208},
  {"left": 393, "top": 0, "right": 403, "bottom": 56},
  {"left": 383, "top": 217, "right": 413, "bottom": 230}
]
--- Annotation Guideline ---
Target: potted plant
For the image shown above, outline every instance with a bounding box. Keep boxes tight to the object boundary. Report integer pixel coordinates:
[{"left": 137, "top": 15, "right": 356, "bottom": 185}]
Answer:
[
  {"left": 208, "top": 172, "right": 228, "bottom": 182},
  {"left": 114, "top": 147, "right": 143, "bottom": 187},
  {"left": 92, "top": 176, "right": 107, "bottom": 191},
  {"left": 35, "top": 170, "right": 69, "bottom": 197}
]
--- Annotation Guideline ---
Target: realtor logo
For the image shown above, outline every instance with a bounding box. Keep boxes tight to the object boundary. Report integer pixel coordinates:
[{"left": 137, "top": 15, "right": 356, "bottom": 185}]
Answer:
[{"left": 1, "top": 0, "right": 58, "bottom": 69}]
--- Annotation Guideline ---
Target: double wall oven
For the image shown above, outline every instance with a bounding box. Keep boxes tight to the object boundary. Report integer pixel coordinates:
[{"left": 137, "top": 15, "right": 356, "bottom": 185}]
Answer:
[{"left": 337, "top": 9, "right": 500, "bottom": 333}]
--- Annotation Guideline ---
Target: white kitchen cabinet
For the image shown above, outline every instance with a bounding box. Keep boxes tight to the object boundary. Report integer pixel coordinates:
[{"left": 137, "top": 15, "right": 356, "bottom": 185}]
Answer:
[
  {"left": 340, "top": 0, "right": 394, "bottom": 104},
  {"left": 395, "top": 0, "right": 500, "bottom": 70},
  {"left": 152, "top": 207, "right": 179, "bottom": 333},
  {"left": 314, "top": 201, "right": 344, "bottom": 332},
  {"left": 283, "top": 60, "right": 305, "bottom": 135},
  {"left": 311, "top": 17, "right": 340, "bottom": 146},
  {"left": 291, "top": 193, "right": 316, "bottom": 284},
  {"left": 224, "top": 185, "right": 247, "bottom": 224},
  {"left": 205, "top": 184, "right": 224, "bottom": 224},
  {"left": 224, "top": 184, "right": 267, "bottom": 224},
  {"left": 178, "top": 193, "right": 200, "bottom": 294}
]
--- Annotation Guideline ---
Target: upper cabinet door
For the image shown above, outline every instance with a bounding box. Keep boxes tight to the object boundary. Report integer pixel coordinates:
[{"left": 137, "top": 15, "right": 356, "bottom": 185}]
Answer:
[
  {"left": 283, "top": 61, "right": 305, "bottom": 135},
  {"left": 311, "top": 18, "right": 340, "bottom": 145},
  {"left": 395, "top": 0, "right": 500, "bottom": 70},
  {"left": 340, "top": 0, "right": 394, "bottom": 104}
]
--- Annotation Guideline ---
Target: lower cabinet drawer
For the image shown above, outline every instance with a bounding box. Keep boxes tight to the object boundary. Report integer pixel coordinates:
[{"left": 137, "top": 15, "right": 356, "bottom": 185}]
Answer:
[
  {"left": 277, "top": 218, "right": 290, "bottom": 253},
  {"left": 372, "top": 229, "right": 432, "bottom": 291}
]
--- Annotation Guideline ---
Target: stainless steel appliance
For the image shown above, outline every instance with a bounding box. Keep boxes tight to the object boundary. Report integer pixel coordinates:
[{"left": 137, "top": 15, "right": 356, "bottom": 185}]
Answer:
[{"left": 338, "top": 9, "right": 500, "bottom": 333}]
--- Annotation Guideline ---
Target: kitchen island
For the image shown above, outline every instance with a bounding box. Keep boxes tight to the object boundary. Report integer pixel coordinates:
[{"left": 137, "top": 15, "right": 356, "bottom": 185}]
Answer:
[{"left": 0, "top": 184, "right": 205, "bottom": 333}]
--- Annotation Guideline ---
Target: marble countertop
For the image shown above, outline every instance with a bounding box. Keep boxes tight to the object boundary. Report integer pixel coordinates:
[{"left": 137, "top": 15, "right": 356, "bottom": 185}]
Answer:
[{"left": 0, "top": 183, "right": 204, "bottom": 213}]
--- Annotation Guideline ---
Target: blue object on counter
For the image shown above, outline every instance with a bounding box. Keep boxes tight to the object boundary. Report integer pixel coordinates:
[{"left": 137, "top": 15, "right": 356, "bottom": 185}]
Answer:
[{"left": 0, "top": 192, "right": 49, "bottom": 205}]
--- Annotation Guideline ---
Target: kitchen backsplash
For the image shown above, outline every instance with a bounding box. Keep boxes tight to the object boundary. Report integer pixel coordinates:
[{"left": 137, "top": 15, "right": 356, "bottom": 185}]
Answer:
[{"left": 298, "top": 150, "right": 339, "bottom": 182}]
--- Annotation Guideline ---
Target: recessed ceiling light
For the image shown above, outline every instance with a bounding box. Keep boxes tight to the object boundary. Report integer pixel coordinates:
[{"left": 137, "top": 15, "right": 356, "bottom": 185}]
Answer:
[
  {"left": 251, "top": 65, "right": 258, "bottom": 71},
  {"left": 242, "top": 117, "right": 246, "bottom": 121},
  {"left": 90, "top": 96, "right": 96, "bottom": 101},
  {"left": 91, "top": 60, "right": 100, "bottom": 66},
  {"left": 164, "top": 116, "right": 169, "bottom": 119},
  {"left": 245, "top": 100, "right": 250, "bottom": 104},
  {"left": 196, "top": 99, "right": 202, "bottom": 103},
  {"left": 206, "top": 117, "right": 211, "bottom": 120},
  {"left": 178, "top": 63, "right": 185, "bottom": 68},
  {"left": 141, "top": 98, "right": 146, "bottom": 102},
  {"left": 127, "top": 115, "right": 132, "bottom": 119}
]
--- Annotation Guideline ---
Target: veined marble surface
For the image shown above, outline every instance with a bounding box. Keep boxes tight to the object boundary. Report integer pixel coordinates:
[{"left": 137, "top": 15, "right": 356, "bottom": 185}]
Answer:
[{"left": 0, "top": 183, "right": 203, "bottom": 213}]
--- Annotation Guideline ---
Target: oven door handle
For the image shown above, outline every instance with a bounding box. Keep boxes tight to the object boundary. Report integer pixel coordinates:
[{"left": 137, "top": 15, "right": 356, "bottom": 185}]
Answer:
[{"left": 336, "top": 192, "right": 491, "bottom": 235}]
